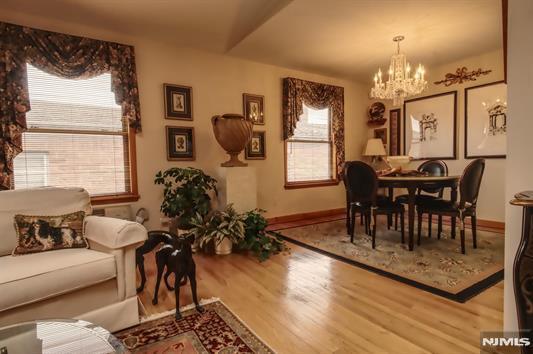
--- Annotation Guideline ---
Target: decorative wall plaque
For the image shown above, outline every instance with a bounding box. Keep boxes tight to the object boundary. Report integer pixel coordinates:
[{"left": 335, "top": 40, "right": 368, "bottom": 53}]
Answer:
[{"left": 434, "top": 67, "right": 492, "bottom": 87}]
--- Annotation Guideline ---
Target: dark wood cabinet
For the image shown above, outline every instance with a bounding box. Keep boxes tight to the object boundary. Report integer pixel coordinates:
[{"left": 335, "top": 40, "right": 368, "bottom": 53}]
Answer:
[{"left": 511, "top": 196, "right": 533, "bottom": 353}]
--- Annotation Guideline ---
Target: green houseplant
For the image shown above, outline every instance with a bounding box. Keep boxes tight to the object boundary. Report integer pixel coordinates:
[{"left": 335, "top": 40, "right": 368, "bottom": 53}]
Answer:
[
  {"left": 239, "top": 209, "right": 286, "bottom": 261},
  {"left": 190, "top": 204, "right": 246, "bottom": 255},
  {"left": 154, "top": 167, "right": 217, "bottom": 231}
]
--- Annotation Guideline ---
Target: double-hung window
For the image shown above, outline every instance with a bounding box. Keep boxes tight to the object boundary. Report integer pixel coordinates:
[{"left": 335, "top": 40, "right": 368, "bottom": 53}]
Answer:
[
  {"left": 285, "top": 104, "right": 337, "bottom": 188},
  {"left": 13, "top": 64, "right": 138, "bottom": 204}
]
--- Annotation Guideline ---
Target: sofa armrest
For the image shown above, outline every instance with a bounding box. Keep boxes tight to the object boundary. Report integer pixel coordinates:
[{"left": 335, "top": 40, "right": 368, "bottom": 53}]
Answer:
[{"left": 84, "top": 215, "right": 147, "bottom": 249}]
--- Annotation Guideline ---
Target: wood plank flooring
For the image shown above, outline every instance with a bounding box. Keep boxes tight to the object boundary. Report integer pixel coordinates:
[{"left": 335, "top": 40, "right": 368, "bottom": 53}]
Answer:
[{"left": 137, "top": 218, "right": 503, "bottom": 354}]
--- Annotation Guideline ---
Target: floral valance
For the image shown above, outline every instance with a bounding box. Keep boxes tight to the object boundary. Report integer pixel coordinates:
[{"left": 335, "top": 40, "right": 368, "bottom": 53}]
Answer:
[
  {"left": 0, "top": 21, "right": 141, "bottom": 190},
  {"left": 282, "top": 77, "right": 345, "bottom": 178}
]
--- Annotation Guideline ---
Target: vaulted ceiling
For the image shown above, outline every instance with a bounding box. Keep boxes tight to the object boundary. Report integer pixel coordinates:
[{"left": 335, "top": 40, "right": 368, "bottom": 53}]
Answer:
[{"left": 0, "top": 0, "right": 503, "bottom": 82}]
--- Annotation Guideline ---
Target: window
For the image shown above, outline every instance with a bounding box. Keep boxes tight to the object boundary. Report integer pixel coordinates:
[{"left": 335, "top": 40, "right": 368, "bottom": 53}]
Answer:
[
  {"left": 13, "top": 64, "right": 138, "bottom": 204},
  {"left": 285, "top": 104, "right": 337, "bottom": 188},
  {"left": 14, "top": 151, "right": 49, "bottom": 188}
]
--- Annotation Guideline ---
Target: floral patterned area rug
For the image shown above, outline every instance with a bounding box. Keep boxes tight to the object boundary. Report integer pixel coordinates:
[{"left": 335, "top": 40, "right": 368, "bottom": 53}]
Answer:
[
  {"left": 115, "top": 300, "right": 273, "bottom": 353},
  {"left": 272, "top": 219, "right": 504, "bottom": 302}
]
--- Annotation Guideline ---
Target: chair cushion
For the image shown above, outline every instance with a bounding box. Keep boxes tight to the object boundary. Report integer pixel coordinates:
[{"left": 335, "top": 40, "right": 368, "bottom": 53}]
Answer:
[
  {"left": 418, "top": 199, "right": 458, "bottom": 212},
  {"left": 0, "top": 249, "right": 116, "bottom": 312},
  {"left": 417, "top": 199, "right": 475, "bottom": 215},
  {"left": 352, "top": 198, "right": 403, "bottom": 212},
  {"left": 395, "top": 194, "right": 440, "bottom": 204}
]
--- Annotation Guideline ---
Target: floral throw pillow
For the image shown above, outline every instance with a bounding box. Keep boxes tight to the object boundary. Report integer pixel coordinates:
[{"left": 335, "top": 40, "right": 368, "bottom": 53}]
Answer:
[{"left": 13, "top": 211, "right": 88, "bottom": 255}]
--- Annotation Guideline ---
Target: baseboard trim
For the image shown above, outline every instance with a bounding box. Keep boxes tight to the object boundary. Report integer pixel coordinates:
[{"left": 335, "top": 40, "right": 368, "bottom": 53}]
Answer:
[
  {"left": 267, "top": 208, "right": 505, "bottom": 232},
  {"left": 267, "top": 208, "right": 345, "bottom": 224}
]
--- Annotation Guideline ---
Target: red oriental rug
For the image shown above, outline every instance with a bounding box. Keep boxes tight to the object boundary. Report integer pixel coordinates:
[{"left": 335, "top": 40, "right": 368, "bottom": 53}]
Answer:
[{"left": 115, "top": 300, "right": 274, "bottom": 353}]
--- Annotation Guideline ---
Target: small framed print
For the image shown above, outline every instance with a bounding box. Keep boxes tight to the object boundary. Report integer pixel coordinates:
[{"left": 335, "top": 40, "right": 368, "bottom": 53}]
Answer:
[
  {"left": 245, "top": 131, "right": 266, "bottom": 160},
  {"left": 243, "top": 93, "right": 264, "bottom": 125},
  {"left": 164, "top": 84, "right": 193, "bottom": 120},
  {"left": 166, "top": 126, "right": 195, "bottom": 161}
]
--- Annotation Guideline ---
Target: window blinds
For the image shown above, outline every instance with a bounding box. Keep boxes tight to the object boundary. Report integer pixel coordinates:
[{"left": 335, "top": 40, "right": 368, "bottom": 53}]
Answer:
[
  {"left": 13, "top": 64, "right": 130, "bottom": 196},
  {"left": 286, "top": 105, "right": 333, "bottom": 183}
]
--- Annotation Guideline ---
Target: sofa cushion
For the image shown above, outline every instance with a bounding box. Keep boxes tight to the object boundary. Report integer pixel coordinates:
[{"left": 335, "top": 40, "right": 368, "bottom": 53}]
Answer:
[
  {"left": 0, "top": 187, "right": 91, "bottom": 256},
  {"left": 13, "top": 211, "right": 88, "bottom": 255},
  {"left": 0, "top": 249, "right": 115, "bottom": 312}
]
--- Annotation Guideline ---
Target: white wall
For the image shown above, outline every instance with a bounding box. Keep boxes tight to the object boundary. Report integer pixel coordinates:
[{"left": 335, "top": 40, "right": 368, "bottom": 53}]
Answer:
[
  {"left": 370, "top": 50, "right": 505, "bottom": 222},
  {"left": 504, "top": 0, "right": 533, "bottom": 332},
  {"left": 0, "top": 11, "right": 369, "bottom": 231},
  {"left": 131, "top": 43, "right": 369, "bottom": 230}
]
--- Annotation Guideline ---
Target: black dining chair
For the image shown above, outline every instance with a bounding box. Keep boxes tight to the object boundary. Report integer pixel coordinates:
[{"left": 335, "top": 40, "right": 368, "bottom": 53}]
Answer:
[
  {"left": 343, "top": 163, "right": 370, "bottom": 235},
  {"left": 395, "top": 159, "right": 448, "bottom": 238},
  {"left": 416, "top": 159, "right": 485, "bottom": 254},
  {"left": 344, "top": 161, "right": 405, "bottom": 248}
]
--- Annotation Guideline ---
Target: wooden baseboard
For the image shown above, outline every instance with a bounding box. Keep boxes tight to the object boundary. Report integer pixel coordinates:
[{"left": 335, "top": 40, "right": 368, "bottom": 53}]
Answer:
[
  {"left": 267, "top": 208, "right": 345, "bottom": 224},
  {"left": 267, "top": 208, "right": 505, "bottom": 233}
]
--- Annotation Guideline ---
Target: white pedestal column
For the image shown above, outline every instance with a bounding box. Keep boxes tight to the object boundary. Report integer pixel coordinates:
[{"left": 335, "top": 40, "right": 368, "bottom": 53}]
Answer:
[{"left": 217, "top": 167, "right": 257, "bottom": 212}]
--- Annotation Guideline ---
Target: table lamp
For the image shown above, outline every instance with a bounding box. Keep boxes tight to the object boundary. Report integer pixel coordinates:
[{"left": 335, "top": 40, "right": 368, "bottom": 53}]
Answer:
[{"left": 363, "top": 138, "right": 387, "bottom": 167}]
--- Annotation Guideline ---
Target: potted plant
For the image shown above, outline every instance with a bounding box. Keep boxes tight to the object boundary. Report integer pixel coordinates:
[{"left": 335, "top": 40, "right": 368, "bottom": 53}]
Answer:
[
  {"left": 190, "top": 204, "right": 245, "bottom": 255},
  {"left": 154, "top": 167, "right": 218, "bottom": 235},
  {"left": 239, "top": 209, "right": 286, "bottom": 261}
]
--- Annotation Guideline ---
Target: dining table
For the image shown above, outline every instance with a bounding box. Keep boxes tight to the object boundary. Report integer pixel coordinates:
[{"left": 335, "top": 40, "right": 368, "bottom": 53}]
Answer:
[{"left": 378, "top": 175, "right": 460, "bottom": 251}]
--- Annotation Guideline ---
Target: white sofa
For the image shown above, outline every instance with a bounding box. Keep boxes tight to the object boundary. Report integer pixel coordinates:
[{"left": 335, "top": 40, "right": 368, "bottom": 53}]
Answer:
[{"left": 0, "top": 187, "right": 147, "bottom": 332}]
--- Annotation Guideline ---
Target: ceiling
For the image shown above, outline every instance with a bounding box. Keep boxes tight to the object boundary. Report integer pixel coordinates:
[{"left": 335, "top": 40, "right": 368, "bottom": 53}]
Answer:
[{"left": 0, "top": 0, "right": 503, "bottom": 82}]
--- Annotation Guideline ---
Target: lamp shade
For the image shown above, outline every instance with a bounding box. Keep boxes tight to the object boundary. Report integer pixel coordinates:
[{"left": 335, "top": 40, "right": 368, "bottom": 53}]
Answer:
[{"left": 363, "top": 138, "right": 387, "bottom": 156}]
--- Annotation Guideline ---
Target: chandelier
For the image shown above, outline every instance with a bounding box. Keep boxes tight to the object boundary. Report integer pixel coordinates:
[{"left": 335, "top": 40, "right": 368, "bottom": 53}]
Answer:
[{"left": 370, "top": 36, "right": 427, "bottom": 106}]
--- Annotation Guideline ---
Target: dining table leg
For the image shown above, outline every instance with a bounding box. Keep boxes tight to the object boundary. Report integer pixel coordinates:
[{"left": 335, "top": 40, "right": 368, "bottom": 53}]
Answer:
[
  {"left": 407, "top": 183, "right": 417, "bottom": 251},
  {"left": 450, "top": 182, "right": 459, "bottom": 239}
]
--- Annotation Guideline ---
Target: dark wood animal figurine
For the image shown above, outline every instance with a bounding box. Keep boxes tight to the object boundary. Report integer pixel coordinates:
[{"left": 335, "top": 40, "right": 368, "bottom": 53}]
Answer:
[{"left": 136, "top": 230, "right": 202, "bottom": 319}]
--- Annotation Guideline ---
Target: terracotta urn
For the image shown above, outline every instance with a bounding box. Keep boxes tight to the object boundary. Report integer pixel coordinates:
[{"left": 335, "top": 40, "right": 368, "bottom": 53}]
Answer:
[{"left": 211, "top": 113, "right": 253, "bottom": 167}]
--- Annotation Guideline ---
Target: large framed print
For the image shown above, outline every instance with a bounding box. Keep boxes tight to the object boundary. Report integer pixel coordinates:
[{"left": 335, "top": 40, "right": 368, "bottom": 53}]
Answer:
[
  {"left": 403, "top": 91, "right": 457, "bottom": 160},
  {"left": 465, "top": 81, "right": 507, "bottom": 159}
]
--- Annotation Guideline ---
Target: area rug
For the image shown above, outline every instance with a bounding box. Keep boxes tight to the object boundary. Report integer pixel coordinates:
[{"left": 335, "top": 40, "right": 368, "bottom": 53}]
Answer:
[
  {"left": 115, "top": 300, "right": 274, "bottom": 353},
  {"left": 271, "top": 219, "right": 504, "bottom": 302}
]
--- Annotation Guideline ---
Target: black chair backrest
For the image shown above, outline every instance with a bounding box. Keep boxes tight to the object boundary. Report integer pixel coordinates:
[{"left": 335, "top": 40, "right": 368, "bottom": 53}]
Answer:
[
  {"left": 344, "top": 161, "right": 378, "bottom": 205},
  {"left": 418, "top": 159, "right": 448, "bottom": 195},
  {"left": 459, "top": 158, "right": 485, "bottom": 207}
]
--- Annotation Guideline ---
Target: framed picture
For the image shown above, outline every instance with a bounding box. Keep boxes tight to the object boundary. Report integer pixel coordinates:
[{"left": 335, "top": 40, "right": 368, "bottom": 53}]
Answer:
[
  {"left": 389, "top": 108, "right": 401, "bottom": 155},
  {"left": 403, "top": 91, "right": 457, "bottom": 160},
  {"left": 243, "top": 94, "right": 264, "bottom": 125},
  {"left": 465, "top": 81, "right": 507, "bottom": 159},
  {"left": 374, "top": 128, "right": 387, "bottom": 151},
  {"left": 166, "top": 126, "right": 195, "bottom": 161},
  {"left": 245, "top": 131, "right": 266, "bottom": 160},
  {"left": 164, "top": 84, "right": 193, "bottom": 120}
]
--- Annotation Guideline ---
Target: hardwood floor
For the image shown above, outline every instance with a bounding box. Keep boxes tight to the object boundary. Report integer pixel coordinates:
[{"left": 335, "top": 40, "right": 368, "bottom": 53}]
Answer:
[{"left": 137, "top": 218, "right": 503, "bottom": 354}]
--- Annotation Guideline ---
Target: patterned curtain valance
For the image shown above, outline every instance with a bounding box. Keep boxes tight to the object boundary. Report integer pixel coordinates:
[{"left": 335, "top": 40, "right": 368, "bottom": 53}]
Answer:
[
  {"left": 0, "top": 21, "right": 141, "bottom": 190},
  {"left": 282, "top": 77, "right": 345, "bottom": 178}
]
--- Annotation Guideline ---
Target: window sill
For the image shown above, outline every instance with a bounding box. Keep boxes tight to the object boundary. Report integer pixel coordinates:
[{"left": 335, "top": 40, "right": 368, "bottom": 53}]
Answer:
[
  {"left": 91, "top": 193, "right": 140, "bottom": 205},
  {"left": 284, "top": 180, "right": 339, "bottom": 190}
]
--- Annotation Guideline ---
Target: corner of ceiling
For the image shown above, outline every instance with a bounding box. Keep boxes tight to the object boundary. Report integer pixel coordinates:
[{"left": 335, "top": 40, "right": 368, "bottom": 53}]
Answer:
[{"left": 224, "top": 0, "right": 295, "bottom": 53}]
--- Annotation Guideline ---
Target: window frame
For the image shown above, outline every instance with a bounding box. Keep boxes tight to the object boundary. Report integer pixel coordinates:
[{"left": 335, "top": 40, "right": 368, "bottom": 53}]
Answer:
[
  {"left": 284, "top": 106, "right": 339, "bottom": 189},
  {"left": 17, "top": 63, "right": 140, "bottom": 204},
  {"left": 18, "top": 125, "right": 140, "bottom": 205},
  {"left": 90, "top": 126, "right": 139, "bottom": 205}
]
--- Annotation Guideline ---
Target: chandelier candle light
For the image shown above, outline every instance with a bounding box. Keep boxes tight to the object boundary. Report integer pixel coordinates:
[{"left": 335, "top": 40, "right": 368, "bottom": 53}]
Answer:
[{"left": 370, "top": 36, "right": 427, "bottom": 106}]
